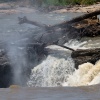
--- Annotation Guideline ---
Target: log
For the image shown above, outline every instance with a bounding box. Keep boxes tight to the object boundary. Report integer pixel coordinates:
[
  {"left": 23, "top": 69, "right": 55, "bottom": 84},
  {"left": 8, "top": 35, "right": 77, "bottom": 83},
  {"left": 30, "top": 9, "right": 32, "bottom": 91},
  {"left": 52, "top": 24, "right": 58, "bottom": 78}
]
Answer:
[
  {"left": 28, "top": 23, "right": 100, "bottom": 46},
  {"left": 60, "top": 10, "right": 100, "bottom": 25},
  {"left": 18, "top": 16, "right": 49, "bottom": 29},
  {"left": 57, "top": 45, "right": 75, "bottom": 51},
  {"left": 72, "top": 48, "right": 100, "bottom": 58},
  {"left": 18, "top": 10, "right": 100, "bottom": 29},
  {"left": 17, "top": 10, "right": 100, "bottom": 70},
  {"left": 71, "top": 48, "right": 100, "bottom": 69},
  {"left": 52, "top": 10, "right": 100, "bottom": 28},
  {"left": 17, "top": 10, "right": 100, "bottom": 69},
  {"left": 18, "top": 10, "right": 100, "bottom": 44}
]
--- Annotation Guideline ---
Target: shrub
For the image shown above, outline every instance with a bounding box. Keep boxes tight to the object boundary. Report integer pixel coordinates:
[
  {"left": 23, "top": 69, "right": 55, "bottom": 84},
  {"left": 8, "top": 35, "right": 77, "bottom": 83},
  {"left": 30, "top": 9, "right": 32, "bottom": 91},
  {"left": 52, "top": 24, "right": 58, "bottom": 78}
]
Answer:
[{"left": 81, "top": 0, "right": 97, "bottom": 5}]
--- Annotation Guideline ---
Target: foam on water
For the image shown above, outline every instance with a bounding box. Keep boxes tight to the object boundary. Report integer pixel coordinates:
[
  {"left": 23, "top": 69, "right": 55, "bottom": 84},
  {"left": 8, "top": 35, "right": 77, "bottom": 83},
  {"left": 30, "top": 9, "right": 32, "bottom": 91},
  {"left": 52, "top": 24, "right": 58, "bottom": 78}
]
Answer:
[
  {"left": 27, "top": 39, "right": 100, "bottom": 87},
  {"left": 27, "top": 45, "right": 75, "bottom": 87},
  {"left": 63, "top": 60, "right": 100, "bottom": 86}
]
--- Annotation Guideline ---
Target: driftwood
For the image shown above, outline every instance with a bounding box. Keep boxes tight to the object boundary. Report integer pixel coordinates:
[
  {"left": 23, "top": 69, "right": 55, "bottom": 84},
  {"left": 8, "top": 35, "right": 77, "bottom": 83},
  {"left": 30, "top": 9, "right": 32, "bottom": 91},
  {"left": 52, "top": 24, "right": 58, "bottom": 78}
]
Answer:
[
  {"left": 57, "top": 45, "right": 75, "bottom": 51},
  {"left": 18, "top": 16, "right": 48, "bottom": 29},
  {"left": 18, "top": 10, "right": 100, "bottom": 29},
  {"left": 18, "top": 18, "right": 100, "bottom": 46},
  {"left": 17, "top": 10, "right": 100, "bottom": 69},
  {"left": 61, "top": 10, "right": 100, "bottom": 25},
  {"left": 18, "top": 10, "right": 100, "bottom": 46},
  {"left": 71, "top": 48, "right": 100, "bottom": 69}
]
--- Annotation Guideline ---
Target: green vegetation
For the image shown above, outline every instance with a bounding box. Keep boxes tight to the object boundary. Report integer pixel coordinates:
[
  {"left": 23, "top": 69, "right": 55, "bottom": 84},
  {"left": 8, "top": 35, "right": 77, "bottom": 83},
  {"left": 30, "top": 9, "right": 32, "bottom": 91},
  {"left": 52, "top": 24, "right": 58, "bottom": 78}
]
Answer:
[
  {"left": 80, "top": 0, "right": 97, "bottom": 5},
  {"left": 0, "top": 0, "right": 99, "bottom": 6}
]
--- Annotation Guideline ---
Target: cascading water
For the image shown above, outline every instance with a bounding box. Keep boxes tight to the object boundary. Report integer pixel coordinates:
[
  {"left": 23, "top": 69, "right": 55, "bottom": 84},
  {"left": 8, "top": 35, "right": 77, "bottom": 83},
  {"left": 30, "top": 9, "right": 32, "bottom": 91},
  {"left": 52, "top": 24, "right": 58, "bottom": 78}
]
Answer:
[
  {"left": 64, "top": 60, "right": 100, "bottom": 86},
  {"left": 27, "top": 45, "right": 75, "bottom": 87},
  {"left": 27, "top": 40, "right": 92, "bottom": 87},
  {"left": 27, "top": 38, "right": 100, "bottom": 87}
]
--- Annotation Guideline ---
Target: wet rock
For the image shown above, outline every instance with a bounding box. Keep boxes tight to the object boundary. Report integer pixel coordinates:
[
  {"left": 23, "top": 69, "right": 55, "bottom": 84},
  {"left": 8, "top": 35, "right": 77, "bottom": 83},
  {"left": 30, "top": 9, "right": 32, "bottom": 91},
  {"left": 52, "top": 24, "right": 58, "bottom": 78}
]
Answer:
[
  {"left": 0, "top": 52, "right": 13, "bottom": 88},
  {"left": 0, "top": 44, "right": 47, "bottom": 88},
  {"left": 71, "top": 48, "right": 100, "bottom": 69}
]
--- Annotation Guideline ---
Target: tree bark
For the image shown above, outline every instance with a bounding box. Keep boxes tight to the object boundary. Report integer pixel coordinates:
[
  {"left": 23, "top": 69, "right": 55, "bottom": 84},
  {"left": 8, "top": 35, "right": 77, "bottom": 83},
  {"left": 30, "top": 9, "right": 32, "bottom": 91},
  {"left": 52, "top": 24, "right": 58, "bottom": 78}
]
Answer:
[
  {"left": 18, "top": 10, "right": 100, "bottom": 29},
  {"left": 71, "top": 48, "right": 100, "bottom": 69},
  {"left": 18, "top": 16, "right": 48, "bottom": 29},
  {"left": 62, "top": 10, "right": 100, "bottom": 24}
]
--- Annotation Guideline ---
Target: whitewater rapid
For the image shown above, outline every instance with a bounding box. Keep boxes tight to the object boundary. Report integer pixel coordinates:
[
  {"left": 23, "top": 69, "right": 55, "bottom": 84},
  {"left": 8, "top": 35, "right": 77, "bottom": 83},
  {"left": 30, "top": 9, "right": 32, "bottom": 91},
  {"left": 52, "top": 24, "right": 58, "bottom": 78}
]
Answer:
[
  {"left": 63, "top": 60, "right": 100, "bottom": 86},
  {"left": 27, "top": 38, "right": 100, "bottom": 87},
  {"left": 28, "top": 39, "right": 99, "bottom": 87},
  {"left": 27, "top": 45, "right": 75, "bottom": 87}
]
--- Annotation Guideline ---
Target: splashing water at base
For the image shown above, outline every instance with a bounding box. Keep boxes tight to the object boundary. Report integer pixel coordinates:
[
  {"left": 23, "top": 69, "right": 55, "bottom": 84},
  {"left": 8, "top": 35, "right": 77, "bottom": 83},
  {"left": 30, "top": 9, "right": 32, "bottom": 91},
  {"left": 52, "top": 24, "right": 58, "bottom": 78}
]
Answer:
[
  {"left": 27, "top": 45, "right": 75, "bottom": 87},
  {"left": 27, "top": 40, "right": 87, "bottom": 87},
  {"left": 27, "top": 39, "right": 100, "bottom": 87},
  {"left": 63, "top": 60, "right": 100, "bottom": 87}
]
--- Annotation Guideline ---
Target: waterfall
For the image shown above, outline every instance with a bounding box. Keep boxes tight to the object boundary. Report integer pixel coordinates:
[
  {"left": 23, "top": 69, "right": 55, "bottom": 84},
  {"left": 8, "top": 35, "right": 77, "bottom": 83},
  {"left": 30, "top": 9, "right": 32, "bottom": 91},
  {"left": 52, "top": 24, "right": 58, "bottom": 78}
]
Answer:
[
  {"left": 27, "top": 45, "right": 75, "bottom": 87},
  {"left": 27, "top": 39, "right": 100, "bottom": 87},
  {"left": 27, "top": 40, "right": 88, "bottom": 87},
  {"left": 64, "top": 60, "right": 100, "bottom": 86}
]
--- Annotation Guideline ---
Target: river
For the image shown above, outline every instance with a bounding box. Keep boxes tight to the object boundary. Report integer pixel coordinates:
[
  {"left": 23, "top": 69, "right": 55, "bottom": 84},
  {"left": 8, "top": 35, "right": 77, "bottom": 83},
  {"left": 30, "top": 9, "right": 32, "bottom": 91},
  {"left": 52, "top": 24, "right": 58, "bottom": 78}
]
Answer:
[{"left": 0, "top": 6, "right": 100, "bottom": 100}]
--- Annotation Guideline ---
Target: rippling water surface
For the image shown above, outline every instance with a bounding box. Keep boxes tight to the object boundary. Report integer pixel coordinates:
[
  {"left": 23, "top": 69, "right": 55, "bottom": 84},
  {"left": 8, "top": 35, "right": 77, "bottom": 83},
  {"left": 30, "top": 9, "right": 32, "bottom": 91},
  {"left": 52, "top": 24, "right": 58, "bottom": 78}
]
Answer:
[{"left": 0, "top": 85, "right": 100, "bottom": 100}]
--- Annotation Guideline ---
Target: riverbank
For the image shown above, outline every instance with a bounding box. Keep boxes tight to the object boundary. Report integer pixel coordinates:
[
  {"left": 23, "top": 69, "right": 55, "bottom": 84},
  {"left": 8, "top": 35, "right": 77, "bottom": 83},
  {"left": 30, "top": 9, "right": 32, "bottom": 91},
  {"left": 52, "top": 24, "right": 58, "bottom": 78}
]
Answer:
[
  {"left": 0, "top": 2, "right": 100, "bottom": 14},
  {"left": 50, "top": 2, "right": 100, "bottom": 13}
]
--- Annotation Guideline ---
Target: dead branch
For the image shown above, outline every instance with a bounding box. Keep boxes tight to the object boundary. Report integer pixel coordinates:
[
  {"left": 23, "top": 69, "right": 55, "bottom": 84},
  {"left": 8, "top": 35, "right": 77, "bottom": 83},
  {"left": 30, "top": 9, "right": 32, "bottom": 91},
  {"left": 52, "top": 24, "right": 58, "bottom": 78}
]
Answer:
[
  {"left": 18, "top": 16, "right": 49, "bottom": 29},
  {"left": 18, "top": 10, "right": 100, "bottom": 29},
  {"left": 53, "top": 10, "right": 100, "bottom": 28},
  {"left": 57, "top": 45, "right": 75, "bottom": 51}
]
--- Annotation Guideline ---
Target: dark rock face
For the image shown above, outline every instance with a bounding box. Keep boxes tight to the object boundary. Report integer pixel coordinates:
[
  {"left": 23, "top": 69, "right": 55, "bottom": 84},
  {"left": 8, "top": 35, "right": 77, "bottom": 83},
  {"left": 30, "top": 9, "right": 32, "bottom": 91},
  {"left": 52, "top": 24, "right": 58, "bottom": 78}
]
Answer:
[
  {"left": 0, "top": 43, "right": 47, "bottom": 88},
  {"left": 0, "top": 64, "right": 12, "bottom": 88},
  {"left": 0, "top": 50, "right": 13, "bottom": 88}
]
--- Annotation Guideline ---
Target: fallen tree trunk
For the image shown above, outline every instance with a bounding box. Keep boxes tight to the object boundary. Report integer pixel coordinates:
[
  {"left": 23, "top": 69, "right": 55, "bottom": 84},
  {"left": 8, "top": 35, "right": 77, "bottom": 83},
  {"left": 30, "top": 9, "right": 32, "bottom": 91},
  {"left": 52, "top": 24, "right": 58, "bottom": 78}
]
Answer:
[
  {"left": 18, "top": 10, "right": 100, "bottom": 45},
  {"left": 17, "top": 10, "right": 100, "bottom": 69},
  {"left": 60, "top": 10, "right": 100, "bottom": 25},
  {"left": 57, "top": 45, "right": 75, "bottom": 51},
  {"left": 72, "top": 48, "right": 100, "bottom": 58},
  {"left": 71, "top": 48, "right": 100, "bottom": 69},
  {"left": 18, "top": 16, "right": 48, "bottom": 29},
  {"left": 18, "top": 10, "right": 100, "bottom": 29}
]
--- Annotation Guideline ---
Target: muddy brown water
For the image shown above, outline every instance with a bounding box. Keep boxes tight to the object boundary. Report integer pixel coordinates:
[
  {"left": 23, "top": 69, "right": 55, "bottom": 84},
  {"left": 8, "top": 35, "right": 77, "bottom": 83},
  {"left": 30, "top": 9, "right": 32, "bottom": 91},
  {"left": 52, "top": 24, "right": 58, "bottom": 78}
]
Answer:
[{"left": 1, "top": 85, "right": 100, "bottom": 100}]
